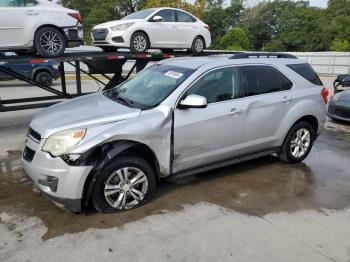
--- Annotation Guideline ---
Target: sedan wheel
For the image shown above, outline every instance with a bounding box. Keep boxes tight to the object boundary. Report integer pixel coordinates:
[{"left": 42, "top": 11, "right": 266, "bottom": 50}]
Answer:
[
  {"left": 34, "top": 27, "right": 66, "bottom": 57},
  {"left": 191, "top": 36, "right": 205, "bottom": 54},
  {"left": 92, "top": 156, "right": 157, "bottom": 213},
  {"left": 130, "top": 32, "right": 149, "bottom": 53}
]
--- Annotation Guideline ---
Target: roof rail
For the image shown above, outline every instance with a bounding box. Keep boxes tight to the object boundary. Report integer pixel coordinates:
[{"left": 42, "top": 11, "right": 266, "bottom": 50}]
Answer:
[{"left": 230, "top": 52, "right": 297, "bottom": 59}]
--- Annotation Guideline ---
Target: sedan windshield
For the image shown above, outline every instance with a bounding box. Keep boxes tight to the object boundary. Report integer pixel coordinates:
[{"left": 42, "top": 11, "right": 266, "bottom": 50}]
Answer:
[
  {"left": 104, "top": 65, "right": 195, "bottom": 109},
  {"left": 122, "top": 9, "right": 157, "bottom": 20}
]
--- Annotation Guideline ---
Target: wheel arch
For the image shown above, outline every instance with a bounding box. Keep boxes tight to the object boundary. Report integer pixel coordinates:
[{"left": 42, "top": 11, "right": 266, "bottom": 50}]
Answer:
[
  {"left": 31, "top": 67, "right": 53, "bottom": 80},
  {"left": 130, "top": 30, "right": 151, "bottom": 46},
  {"left": 81, "top": 139, "right": 161, "bottom": 210},
  {"left": 34, "top": 24, "right": 67, "bottom": 43},
  {"left": 282, "top": 115, "right": 319, "bottom": 145}
]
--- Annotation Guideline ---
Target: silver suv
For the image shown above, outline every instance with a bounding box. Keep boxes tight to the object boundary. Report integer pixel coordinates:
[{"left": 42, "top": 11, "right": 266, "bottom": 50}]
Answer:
[{"left": 22, "top": 53, "right": 328, "bottom": 213}]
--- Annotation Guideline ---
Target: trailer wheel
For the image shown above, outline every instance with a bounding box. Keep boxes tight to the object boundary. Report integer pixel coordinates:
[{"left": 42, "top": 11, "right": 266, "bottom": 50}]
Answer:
[
  {"left": 35, "top": 71, "right": 53, "bottom": 86},
  {"left": 34, "top": 27, "right": 66, "bottom": 57}
]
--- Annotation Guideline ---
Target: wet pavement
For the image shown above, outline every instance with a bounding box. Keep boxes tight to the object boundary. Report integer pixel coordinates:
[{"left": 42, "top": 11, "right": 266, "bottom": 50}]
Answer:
[{"left": 1, "top": 121, "right": 350, "bottom": 240}]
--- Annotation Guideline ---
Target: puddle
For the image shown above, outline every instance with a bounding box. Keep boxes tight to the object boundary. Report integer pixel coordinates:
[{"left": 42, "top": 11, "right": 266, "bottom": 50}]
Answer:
[{"left": 0, "top": 128, "right": 349, "bottom": 240}]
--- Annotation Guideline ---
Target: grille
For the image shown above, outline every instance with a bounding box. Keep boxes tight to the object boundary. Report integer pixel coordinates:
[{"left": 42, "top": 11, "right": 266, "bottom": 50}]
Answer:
[
  {"left": 23, "top": 147, "right": 35, "bottom": 162},
  {"left": 28, "top": 127, "right": 41, "bottom": 142},
  {"left": 92, "top": 28, "right": 108, "bottom": 40},
  {"left": 335, "top": 109, "right": 350, "bottom": 119}
]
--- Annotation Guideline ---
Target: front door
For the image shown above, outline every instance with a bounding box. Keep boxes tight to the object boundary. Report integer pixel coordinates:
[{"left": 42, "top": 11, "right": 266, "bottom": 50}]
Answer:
[
  {"left": 147, "top": 9, "right": 179, "bottom": 47},
  {"left": 0, "top": 0, "right": 42, "bottom": 48},
  {"left": 173, "top": 66, "right": 245, "bottom": 173}
]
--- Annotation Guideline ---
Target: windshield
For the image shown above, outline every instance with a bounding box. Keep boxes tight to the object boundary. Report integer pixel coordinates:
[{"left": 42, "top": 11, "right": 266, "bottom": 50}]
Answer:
[
  {"left": 104, "top": 64, "right": 195, "bottom": 109},
  {"left": 122, "top": 9, "right": 157, "bottom": 20}
]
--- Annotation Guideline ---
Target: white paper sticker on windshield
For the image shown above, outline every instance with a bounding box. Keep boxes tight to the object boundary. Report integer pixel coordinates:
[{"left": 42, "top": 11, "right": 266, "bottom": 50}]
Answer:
[{"left": 164, "top": 71, "right": 183, "bottom": 79}]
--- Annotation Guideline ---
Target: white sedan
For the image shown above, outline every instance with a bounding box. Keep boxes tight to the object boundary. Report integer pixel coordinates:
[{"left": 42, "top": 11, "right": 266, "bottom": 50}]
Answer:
[
  {"left": 0, "top": 0, "right": 83, "bottom": 57},
  {"left": 92, "top": 8, "right": 211, "bottom": 53}
]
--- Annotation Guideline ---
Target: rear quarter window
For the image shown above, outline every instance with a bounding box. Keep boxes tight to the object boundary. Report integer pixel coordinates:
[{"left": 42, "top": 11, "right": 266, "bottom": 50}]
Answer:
[{"left": 287, "top": 63, "right": 323, "bottom": 86}]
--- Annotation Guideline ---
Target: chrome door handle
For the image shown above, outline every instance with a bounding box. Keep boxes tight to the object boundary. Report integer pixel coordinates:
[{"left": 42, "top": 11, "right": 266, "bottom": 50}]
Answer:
[{"left": 228, "top": 108, "right": 243, "bottom": 116}]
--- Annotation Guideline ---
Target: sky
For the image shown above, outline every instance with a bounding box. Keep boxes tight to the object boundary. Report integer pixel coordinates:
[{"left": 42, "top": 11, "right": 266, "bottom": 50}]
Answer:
[{"left": 244, "top": 0, "right": 328, "bottom": 8}]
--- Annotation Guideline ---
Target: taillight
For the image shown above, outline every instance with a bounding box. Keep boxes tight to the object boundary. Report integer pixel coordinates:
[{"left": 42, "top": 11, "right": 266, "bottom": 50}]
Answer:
[
  {"left": 68, "top": 13, "right": 82, "bottom": 24},
  {"left": 321, "top": 87, "right": 329, "bottom": 104},
  {"left": 204, "top": 25, "right": 210, "bottom": 30}
]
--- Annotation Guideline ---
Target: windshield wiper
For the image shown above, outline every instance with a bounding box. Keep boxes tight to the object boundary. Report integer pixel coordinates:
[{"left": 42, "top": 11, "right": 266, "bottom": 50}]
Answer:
[{"left": 113, "top": 96, "right": 135, "bottom": 108}]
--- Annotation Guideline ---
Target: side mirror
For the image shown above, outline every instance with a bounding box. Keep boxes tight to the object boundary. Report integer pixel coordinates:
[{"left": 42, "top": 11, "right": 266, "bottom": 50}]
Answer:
[
  {"left": 152, "top": 15, "right": 163, "bottom": 22},
  {"left": 179, "top": 94, "right": 207, "bottom": 109}
]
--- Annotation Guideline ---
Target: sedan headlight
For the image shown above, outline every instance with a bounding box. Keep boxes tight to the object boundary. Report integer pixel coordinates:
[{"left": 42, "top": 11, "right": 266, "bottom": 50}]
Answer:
[
  {"left": 332, "top": 92, "right": 342, "bottom": 102},
  {"left": 110, "top": 22, "right": 134, "bottom": 31},
  {"left": 42, "top": 129, "right": 86, "bottom": 157}
]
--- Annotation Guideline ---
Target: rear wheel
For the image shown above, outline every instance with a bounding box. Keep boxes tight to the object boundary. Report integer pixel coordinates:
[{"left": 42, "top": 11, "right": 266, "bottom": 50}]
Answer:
[
  {"left": 130, "top": 32, "right": 149, "bottom": 53},
  {"left": 35, "top": 71, "right": 53, "bottom": 86},
  {"left": 92, "top": 156, "right": 157, "bottom": 213},
  {"left": 34, "top": 26, "right": 66, "bottom": 57},
  {"left": 280, "top": 121, "right": 315, "bottom": 163},
  {"left": 191, "top": 36, "right": 205, "bottom": 54}
]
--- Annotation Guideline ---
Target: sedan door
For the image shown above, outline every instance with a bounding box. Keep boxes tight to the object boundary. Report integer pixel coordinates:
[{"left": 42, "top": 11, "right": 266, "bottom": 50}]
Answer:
[
  {"left": 0, "top": 0, "right": 42, "bottom": 48},
  {"left": 173, "top": 67, "right": 246, "bottom": 173},
  {"left": 239, "top": 65, "right": 294, "bottom": 155},
  {"left": 174, "top": 10, "right": 197, "bottom": 48},
  {"left": 147, "top": 9, "right": 179, "bottom": 48}
]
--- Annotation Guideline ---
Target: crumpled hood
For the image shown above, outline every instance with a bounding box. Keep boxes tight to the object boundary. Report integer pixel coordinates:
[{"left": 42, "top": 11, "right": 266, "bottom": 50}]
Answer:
[
  {"left": 93, "top": 19, "right": 140, "bottom": 29},
  {"left": 339, "top": 90, "right": 350, "bottom": 102},
  {"left": 30, "top": 93, "right": 141, "bottom": 138}
]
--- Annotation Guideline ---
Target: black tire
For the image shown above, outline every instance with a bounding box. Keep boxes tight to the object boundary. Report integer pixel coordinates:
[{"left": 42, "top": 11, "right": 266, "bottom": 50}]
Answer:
[
  {"left": 35, "top": 71, "right": 53, "bottom": 86},
  {"left": 280, "top": 121, "right": 315, "bottom": 164},
  {"left": 191, "top": 36, "right": 205, "bottom": 54},
  {"left": 101, "top": 46, "right": 119, "bottom": 52},
  {"left": 34, "top": 26, "right": 66, "bottom": 57},
  {"left": 92, "top": 156, "right": 157, "bottom": 213},
  {"left": 130, "top": 32, "right": 149, "bottom": 53}
]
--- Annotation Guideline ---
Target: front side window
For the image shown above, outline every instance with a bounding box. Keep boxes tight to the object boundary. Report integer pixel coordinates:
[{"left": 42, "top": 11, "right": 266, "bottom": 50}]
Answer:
[
  {"left": 241, "top": 66, "right": 292, "bottom": 97},
  {"left": 186, "top": 67, "right": 241, "bottom": 104},
  {"left": 153, "top": 9, "right": 176, "bottom": 22},
  {"left": 105, "top": 65, "right": 194, "bottom": 109},
  {"left": 0, "top": 0, "right": 24, "bottom": 7},
  {"left": 177, "top": 11, "right": 195, "bottom": 22}
]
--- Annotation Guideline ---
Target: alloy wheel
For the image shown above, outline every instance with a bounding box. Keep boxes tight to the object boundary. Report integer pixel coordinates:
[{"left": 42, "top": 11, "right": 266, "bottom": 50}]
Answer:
[
  {"left": 194, "top": 38, "right": 204, "bottom": 52},
  {"left": 104, "top": 167, "right": 149, "bottom": 209},
  {"left": 133, "top": 35, "right": 147, "bottom": 52},
  {"left": 39, "top": 31, "right": 63, "bottom": 55},
  {"left": 290, "top": 128, "right": 311, "bottom": 158}
]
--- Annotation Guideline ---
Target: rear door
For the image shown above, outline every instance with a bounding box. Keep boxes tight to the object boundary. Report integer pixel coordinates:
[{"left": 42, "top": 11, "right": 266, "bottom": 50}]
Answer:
[
  {"left": 173, "top": 66, "right": 246, "bottom": 172},
  {"left": 0, "top": 0, "right": 42, "bottom": 48},
  {"left": 148, "top": 9, "right": 178, "bottom": 47},
  {"left": 175, "top": 10, "right": 197, "bottom": 48},
  {"left": 239, "top": 65, "right": 294, "bottom": 155}
]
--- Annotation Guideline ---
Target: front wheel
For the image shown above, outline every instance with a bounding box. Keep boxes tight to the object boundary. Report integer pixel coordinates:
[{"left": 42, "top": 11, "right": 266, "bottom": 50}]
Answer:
[
  {"left": 34, "top": 26, "right": 66, "bottom": 57},
  {"left": 92, "top": 156, "right": 157, "bottom": 213},
  {"left": 280, "top": 121, "right": 315, "bottom": 164},
  {"left": 130, "top": 32, "right": 149, "bottom": 53}
]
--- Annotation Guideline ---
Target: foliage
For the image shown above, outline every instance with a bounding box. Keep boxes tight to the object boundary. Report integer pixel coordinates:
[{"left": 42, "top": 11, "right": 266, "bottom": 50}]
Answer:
[
  {"left": 61, "top": 0, "right": 350, "bottom": 51},
  {"left": 217, "top": 27, "right": 249, "bottom": 50},
  {"left": 330, "top": 39, "right": 350, "bottom": 51}
]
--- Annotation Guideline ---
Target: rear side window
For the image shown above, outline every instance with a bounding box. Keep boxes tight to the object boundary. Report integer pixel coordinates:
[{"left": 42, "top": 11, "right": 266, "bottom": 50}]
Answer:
[
  {"left": 241, "top": 66, "right": 293, "bottom": 97},
  {"left": 287, "top": 63, "right": 322, "bottom": 86},
  {"left": 177, "top": 11, "right": 195, "bottom": 22}
]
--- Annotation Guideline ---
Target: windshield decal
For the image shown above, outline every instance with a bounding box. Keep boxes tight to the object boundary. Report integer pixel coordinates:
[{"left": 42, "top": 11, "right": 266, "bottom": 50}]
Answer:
[{"left": 164, "top": 71, "right": 184, "bottom": 79}]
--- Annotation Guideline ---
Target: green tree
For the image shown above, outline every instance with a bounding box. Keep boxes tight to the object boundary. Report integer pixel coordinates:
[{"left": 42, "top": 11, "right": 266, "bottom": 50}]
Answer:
[
  {"left": 330, "top": 38, "right": 350, "bottom": 51},
  {"left": 218, "top": 27, "right": 249, "bottom": 50}
]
